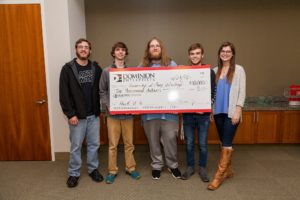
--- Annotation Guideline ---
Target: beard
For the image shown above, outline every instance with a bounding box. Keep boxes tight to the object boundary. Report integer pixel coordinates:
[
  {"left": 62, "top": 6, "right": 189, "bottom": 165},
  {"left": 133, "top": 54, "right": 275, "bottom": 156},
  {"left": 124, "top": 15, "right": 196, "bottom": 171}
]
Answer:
[
  {"left": 149, "top": 52, "right": 161, "bottom": 60},
  {"left": 76, "top": 51, "right": 90, "bottom": 60}
]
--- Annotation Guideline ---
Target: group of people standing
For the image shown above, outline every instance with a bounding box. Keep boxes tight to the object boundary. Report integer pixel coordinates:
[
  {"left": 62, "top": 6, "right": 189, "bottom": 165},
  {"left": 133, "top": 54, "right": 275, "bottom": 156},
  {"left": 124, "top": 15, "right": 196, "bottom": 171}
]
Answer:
[{"left": 59, "top": 37, "right": 246, "bottom": 191}]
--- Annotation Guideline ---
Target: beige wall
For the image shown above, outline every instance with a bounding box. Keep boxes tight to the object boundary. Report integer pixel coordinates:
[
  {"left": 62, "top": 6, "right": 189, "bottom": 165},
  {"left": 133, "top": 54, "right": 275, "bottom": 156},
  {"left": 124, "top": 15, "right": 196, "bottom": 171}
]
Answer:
[{"left": 85, "top": 0, "right": 300, "bottom": 96}]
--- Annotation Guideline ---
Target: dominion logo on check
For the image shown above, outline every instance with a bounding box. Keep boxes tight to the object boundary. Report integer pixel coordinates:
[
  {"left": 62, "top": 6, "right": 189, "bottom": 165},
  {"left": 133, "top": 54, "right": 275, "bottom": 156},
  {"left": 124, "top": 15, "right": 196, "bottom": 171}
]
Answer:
[{"left": 112, "top": 73, "right": 156, "bottom": 82}]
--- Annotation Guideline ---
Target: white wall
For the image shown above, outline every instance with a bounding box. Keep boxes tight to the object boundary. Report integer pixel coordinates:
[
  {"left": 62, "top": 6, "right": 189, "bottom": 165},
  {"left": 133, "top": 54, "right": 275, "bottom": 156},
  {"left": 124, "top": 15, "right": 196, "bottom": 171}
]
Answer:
[
  {"left": 44, "top": 0, "right": 87, "bottom": 153},
  {"left": 68, "top": 0, "right": 86, "bottom": 56},
  {"left": 44, "top": 0, "right": 70, "bottom": 158},
  {"left": 1, "top": 0, "right": 87, "bottom": 156}
]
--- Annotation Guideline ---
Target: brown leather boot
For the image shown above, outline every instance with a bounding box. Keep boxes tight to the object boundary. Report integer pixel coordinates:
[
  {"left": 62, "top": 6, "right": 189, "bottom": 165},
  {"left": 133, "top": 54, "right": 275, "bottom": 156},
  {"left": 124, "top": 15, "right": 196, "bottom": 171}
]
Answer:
[
  {"left": 218, "top": 143, "right": 234, "bottom": 178},
  {"left": 207, "top": 148, "right": 233, "bottom": 190},
  {"left": 226, "top": 160, "right": 234, "bottom": 178}
]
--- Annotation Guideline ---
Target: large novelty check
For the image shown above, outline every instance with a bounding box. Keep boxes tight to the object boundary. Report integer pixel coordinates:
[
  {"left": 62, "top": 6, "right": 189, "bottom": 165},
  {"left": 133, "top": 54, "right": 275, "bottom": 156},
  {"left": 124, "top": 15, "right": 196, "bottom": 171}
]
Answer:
[{"left": 109, "top": 65, "right": 211, "bottom": 114}]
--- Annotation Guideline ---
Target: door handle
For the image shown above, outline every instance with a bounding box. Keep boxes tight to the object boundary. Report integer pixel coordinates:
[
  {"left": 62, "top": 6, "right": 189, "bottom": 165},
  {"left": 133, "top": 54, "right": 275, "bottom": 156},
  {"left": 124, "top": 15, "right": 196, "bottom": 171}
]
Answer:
[{"left": 35, "top": 99, "right": 46, "bottom": 105}]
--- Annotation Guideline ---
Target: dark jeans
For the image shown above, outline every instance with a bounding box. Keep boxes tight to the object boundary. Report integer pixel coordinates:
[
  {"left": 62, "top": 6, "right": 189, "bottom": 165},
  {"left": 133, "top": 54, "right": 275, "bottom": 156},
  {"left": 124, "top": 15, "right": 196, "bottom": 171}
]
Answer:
[
  {"left": 183, "top": 114, "right": 210, "bottom": 168},
  {"left": 214, "top": 113, "right": 239, "bottom": 147}
]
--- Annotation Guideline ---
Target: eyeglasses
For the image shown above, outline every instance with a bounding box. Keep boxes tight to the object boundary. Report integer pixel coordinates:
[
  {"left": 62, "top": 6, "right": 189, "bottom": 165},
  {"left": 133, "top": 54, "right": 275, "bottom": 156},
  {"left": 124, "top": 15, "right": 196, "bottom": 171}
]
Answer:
[
  {"left": 149, "top": 44, "right": 160, "bottom": 48},
  {"left": 220, "top": 50, "right": 232, "bottom": 54},
  {"left": 77, "top": 45, "right": 90, "bottom": 50}
]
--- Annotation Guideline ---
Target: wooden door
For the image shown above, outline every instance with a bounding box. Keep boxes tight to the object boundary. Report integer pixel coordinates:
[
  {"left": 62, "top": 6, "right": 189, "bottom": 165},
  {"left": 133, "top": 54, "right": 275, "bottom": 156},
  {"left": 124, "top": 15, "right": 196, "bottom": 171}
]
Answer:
[
  {"left": 207, "top": 120, "right": 220, "bottom": 144},
  {"left": 0, "top": 4, "right": 51, "bottom": 160},
  {"left": 133, "top": 116, "right": 148, "bottom": 144},
  {"left": 234, "top": 111, "right": 256, "bottom": 144},
  {"left": 255, "top": 111, "right": 281, "bottom": 143},
  {"left": 99, "top": 113, "right": 108, "bottom": 145},
  {"left": 281, "top": 111, "right": 300, "bottom": 143}
]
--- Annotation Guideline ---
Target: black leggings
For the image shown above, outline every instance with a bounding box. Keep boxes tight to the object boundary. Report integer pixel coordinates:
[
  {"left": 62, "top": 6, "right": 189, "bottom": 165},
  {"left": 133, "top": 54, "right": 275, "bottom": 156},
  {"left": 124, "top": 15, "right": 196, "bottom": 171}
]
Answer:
[{"left": 214, "top": 114, "right": 239, "bottom": 147}]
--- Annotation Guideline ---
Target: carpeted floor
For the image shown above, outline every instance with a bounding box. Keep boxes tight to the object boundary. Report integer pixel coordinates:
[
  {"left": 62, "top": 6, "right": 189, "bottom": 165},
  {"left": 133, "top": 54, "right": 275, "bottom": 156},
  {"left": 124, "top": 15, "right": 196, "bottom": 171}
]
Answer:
[{"left": 0, "top": 144, "right": 300, "bottom": 200}]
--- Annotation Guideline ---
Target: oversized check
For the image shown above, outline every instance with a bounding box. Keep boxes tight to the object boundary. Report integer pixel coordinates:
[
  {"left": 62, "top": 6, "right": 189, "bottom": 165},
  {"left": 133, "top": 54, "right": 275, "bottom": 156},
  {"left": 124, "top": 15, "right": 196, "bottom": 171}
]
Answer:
[{"left": 109, "top": 65, "right": 211, "bottom": 114}]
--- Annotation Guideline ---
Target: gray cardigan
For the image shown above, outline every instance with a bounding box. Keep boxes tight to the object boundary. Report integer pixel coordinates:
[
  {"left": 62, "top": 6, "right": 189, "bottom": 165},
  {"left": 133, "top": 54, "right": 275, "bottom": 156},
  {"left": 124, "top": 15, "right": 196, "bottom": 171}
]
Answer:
[{"left": 213, "top": 64, "right": 246, "bottom": 118}]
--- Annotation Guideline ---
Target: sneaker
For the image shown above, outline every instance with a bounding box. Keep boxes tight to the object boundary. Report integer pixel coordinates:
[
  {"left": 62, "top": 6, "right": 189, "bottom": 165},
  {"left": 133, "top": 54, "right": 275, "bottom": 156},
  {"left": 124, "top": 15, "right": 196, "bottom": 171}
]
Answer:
[
  {"left": 126, "top": 170, "right": 141, "bottom": 180},
  {"left": 181, "top": 166, "right": 195, "bottom": 180},
  {"left": 168, "top": 168, "right": 182, "bottom": 179},
  {"left": 89, "top": 169, "right": 104, "bottom": 182},
  {"left": 67, "top": 176, "right": 79, "bottom": 188},
  {"left": 199, "top": 167, "right": 209, "bottom": 182},
  {"left": 152, "top": 170, "right": 161, "bottom": 180},
  {"left": 105, "top": 173, "right": 117, "bottom": 184}
]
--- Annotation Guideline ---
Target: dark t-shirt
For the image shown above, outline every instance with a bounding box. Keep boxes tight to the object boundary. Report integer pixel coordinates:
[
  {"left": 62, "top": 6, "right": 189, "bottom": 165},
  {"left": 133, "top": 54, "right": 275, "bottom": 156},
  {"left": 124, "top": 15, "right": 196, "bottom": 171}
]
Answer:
[{"left": 76, "top": 61, "right": 94, "bottom": 116}]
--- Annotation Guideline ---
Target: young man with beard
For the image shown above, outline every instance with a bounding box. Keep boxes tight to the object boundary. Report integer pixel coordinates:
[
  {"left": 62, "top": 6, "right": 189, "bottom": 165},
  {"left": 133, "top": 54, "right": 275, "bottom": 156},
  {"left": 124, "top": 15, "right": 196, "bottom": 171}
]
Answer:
[
  {"left": 181, "top": 43, "right": 216, "bottom": 182},
  {"left": 140, "top": 37, "right": 181, "bottom": 180},
  {"left": 59, "top": 38, "right": 103, "bottom": 188},
  {"left": 100, "top": 42, "right": 140, "bottom": 184}
]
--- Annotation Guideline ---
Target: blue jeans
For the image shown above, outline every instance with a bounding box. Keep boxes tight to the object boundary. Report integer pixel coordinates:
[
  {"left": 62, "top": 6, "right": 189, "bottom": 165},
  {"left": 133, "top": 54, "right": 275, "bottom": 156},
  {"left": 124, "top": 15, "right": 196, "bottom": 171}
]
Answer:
[
  {"left": 68, "top": 115, "right": 100, "bottom": 177},
  {"left": 214, "top": 114, "right": 239, "bottom": 147},
  {"left": 183, "top": 114, "right": 210, "bottom": 168}
]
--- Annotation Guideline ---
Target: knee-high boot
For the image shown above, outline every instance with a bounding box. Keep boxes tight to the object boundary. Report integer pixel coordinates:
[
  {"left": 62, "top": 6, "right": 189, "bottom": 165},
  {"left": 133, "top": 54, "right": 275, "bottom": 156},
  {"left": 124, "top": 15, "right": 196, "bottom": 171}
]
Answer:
[
  {"left": 226, "top": 159, "right": 234, "bottom": 178},
  {"left": 218, "top": 143, "right": 234, "bottom": 178},
  {"left": 207, "top": 148, "right": 233, "bottom": 190}
]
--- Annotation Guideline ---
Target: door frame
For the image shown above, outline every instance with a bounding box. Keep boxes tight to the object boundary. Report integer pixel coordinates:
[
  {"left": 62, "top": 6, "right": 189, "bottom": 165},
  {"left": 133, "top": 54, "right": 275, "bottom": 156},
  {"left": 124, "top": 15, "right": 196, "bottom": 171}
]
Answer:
[{"left": 1, "top": 0, "right": 55, "bottom": 160}]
